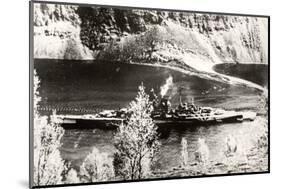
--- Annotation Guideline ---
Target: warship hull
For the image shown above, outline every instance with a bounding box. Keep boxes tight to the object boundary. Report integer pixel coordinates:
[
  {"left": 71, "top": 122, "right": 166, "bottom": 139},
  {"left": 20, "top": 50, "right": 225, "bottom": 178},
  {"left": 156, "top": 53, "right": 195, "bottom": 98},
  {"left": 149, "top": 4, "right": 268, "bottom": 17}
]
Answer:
[{"left": 56, "top": 112, "right": 251, "bottom": 129}]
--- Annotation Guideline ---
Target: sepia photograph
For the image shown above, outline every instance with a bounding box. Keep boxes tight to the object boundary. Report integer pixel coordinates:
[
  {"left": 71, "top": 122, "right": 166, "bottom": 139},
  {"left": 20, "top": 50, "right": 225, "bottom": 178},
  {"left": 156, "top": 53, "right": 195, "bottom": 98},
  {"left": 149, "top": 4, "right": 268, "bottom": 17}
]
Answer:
[{"left": 30, "top": 1, "right": 269, "bottom": 188}]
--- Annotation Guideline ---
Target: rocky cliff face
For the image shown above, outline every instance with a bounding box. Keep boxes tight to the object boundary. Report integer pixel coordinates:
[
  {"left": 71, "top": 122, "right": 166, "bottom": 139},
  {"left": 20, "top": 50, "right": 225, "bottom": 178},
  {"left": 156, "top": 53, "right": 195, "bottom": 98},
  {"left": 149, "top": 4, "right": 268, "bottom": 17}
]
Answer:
[
  {"left": 33, "top": 3, "right": 93, "bottom": 59},
  {"left": 33, "top": 3, "right": 268, "bottom": 64}
]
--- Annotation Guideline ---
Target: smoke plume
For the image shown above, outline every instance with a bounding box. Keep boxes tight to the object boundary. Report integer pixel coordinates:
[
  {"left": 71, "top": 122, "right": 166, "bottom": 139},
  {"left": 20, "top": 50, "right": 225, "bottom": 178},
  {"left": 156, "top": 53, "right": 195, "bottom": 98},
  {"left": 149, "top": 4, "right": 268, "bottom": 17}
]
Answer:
[{"left": 160, "top": 76, "right": 173, "bottom": 97}]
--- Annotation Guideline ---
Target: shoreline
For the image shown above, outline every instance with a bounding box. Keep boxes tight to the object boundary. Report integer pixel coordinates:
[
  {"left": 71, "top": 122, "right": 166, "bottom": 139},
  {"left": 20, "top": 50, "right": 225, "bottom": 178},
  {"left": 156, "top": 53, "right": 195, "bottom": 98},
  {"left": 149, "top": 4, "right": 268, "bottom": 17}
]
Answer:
[
  {"left": 130, "top": 61, "right": 267, "bottom": 92},
  {"left": 34, "top": 58, "right": 267, "bottom": 92}
]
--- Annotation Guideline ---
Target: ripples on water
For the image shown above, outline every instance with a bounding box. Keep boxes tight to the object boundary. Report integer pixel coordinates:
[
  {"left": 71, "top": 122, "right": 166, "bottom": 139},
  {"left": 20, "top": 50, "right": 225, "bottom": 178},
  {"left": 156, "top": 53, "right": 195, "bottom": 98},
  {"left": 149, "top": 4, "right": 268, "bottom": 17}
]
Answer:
[
  {"left": 60, "top": 117, "right": 267, "bottom": 172},
  {"left": 35, "top": 59, "right": 268, "bottom": 174}
]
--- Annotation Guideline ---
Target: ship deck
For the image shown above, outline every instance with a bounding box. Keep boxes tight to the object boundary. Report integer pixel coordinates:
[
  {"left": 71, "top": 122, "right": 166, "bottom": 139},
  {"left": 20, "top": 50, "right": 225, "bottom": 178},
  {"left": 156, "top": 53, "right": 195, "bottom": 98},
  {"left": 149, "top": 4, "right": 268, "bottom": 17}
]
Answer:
[{"left": 54, "top": 111, "right": 256, "bottom": 129}]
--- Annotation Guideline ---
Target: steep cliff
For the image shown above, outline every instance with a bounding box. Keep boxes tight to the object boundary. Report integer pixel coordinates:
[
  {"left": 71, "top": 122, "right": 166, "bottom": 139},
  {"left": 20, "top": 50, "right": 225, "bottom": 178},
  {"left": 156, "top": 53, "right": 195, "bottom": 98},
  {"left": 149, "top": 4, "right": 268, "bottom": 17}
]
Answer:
[
  {"left": 33, "top": 3, "right": 94, "bottom": 59},
  {"left": 33, "top": 3, "right": 268, "bottom": 65}
]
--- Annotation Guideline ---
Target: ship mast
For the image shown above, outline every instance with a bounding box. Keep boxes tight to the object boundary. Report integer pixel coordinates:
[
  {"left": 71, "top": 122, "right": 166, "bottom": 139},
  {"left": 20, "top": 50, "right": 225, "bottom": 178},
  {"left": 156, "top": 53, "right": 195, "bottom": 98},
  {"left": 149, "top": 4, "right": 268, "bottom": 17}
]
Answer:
[{"left": 178, "top": 86, "right": 183, "bottom": 105}]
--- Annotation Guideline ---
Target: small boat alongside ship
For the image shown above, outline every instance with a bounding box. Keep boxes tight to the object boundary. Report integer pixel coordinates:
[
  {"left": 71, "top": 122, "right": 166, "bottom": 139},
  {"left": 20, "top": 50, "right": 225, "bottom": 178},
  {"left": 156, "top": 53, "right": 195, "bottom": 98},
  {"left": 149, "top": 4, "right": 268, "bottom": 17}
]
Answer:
[{"left": 53, "top": 94, "right": 256, "bottom": 129}]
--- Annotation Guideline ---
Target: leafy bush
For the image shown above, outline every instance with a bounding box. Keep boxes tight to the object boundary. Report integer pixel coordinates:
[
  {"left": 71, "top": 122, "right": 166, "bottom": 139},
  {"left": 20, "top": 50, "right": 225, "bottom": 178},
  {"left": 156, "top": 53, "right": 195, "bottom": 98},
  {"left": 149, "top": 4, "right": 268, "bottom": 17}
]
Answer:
[
  {"left": 65, "top": 168, "right": 80, "bottom": 184},
  {"left": 79, "top": 147, "right": 114, "bottom": 182},
  {"left": 33, "top": 71, "right": 67, "bottom": 186},
  {"left": 99, "top": 26, "right": 169, "bottom": 62},
  {"left": 113, "top": 84, "right": 160, "bottom": 180}
]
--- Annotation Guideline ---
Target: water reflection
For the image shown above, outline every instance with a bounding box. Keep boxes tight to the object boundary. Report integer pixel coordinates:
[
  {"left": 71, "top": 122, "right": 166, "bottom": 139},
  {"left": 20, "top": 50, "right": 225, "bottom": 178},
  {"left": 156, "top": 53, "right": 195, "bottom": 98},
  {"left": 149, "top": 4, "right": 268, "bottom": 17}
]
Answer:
[
  {"left": 61, "top": 117, "right": 265, "bottom": 171},
  {"left": 35, "top": 59, "right": 267, "bottom": 172}
]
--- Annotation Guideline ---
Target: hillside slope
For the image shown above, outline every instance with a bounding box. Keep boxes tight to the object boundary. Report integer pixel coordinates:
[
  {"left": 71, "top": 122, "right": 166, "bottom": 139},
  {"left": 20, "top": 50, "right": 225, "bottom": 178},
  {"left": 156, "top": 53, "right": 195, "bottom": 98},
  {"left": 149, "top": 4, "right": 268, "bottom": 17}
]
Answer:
[{"left": 34, "top": 3, "right": 268, "bottom": 65}]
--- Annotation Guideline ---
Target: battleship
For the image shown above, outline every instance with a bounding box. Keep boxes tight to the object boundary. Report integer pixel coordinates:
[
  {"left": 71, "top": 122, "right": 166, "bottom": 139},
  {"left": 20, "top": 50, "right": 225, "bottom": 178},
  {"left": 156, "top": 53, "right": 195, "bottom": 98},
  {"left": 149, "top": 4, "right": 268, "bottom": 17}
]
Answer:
[{"left": 53, "top": 92, "right": 256, "bottom": 129}]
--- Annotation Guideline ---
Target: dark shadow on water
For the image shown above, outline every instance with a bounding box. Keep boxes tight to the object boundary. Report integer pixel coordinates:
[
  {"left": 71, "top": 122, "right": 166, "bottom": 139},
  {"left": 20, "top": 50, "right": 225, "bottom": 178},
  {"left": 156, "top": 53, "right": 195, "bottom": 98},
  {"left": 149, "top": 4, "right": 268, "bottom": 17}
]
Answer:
[{"left": 213, "top": 63, "right": 268, "bottom": 87}]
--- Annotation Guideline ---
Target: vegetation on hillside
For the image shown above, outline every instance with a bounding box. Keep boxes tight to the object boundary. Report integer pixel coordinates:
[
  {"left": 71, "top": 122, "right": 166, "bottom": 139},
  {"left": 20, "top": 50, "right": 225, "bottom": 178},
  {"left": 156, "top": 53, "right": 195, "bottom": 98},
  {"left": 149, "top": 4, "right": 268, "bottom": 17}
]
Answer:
[{"left": 34, "top": 4, "right": 268, "bottom": 64}]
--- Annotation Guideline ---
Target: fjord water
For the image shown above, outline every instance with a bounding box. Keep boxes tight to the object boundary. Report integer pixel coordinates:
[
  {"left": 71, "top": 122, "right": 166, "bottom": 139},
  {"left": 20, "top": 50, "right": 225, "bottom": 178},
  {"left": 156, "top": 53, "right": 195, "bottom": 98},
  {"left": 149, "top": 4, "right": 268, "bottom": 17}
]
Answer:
[{"left": 35, "top": 59, "right": 268, "bottom": 172}]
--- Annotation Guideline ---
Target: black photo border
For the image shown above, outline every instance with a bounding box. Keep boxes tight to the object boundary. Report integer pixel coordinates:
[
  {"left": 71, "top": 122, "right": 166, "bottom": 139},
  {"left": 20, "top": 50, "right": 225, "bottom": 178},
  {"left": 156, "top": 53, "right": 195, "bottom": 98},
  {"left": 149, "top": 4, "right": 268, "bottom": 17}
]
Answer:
[{"left": 29, "top": 0, "right": 270, "bottom": 188}]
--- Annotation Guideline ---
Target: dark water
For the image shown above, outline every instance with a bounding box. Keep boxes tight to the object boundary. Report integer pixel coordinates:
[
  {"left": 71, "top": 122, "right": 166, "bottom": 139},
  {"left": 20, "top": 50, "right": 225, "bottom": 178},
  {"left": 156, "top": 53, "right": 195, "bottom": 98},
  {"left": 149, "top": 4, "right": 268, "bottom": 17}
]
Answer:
[
  {"left": 35, "top": 59, "right": 268, "bottom": 172},
  {"left": 214, "top": 63, "right": 268, "bottom": 88}
]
